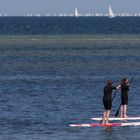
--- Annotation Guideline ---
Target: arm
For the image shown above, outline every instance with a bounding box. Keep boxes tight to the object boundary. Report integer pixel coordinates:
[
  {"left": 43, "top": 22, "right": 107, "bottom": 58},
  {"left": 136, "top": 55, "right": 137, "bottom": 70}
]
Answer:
[{"left": 116, "top": 85, "right": 121, "bottom": 90}]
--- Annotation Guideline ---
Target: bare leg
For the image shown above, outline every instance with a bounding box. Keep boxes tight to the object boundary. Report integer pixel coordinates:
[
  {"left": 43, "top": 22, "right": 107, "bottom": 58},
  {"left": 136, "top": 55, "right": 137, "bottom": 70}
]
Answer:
[
  {"left": 106, "top": 110, "right": 110, "bottom": 124},
  {"left": 102, "top": 110, "right": 107, "bottom": 124},
  {"left": 124, "top": 105, "right": 128, "bottom": 117},
  {"left": 120, "top": 105, "right": 124, "bottom": 118}
]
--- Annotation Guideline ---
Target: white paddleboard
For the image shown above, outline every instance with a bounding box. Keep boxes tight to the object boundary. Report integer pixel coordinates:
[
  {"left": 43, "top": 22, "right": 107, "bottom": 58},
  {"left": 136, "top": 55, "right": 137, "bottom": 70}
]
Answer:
[{"left": 91, "top": 117, "right": 140, "bottom": 121}]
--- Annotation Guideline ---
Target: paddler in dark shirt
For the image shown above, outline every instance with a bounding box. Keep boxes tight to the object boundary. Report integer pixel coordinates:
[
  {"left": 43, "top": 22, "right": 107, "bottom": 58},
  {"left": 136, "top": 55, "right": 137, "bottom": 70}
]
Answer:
[
  {"left": 102, "top": 80, "right": 120, "bottom": 124},
  {"left": 120, "top": 78, "right": 130, "bottom": 118}
]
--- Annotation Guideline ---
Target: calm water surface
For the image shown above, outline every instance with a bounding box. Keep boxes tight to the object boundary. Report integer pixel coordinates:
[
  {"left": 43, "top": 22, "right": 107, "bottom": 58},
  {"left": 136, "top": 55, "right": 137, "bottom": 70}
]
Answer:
[
  {"left": 0, "top": 35, "right": 140, "bottom": 140},
  {"left": 0, "top": 17, "right": 140, "bottom": 140}
]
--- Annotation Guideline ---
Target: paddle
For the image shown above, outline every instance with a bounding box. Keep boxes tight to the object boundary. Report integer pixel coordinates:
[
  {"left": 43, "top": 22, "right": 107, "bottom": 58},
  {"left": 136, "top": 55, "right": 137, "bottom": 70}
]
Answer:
[
  {"left": 111, "top": 88, "right": 119, "bottom": 102},
  {"left": 115, "top": 75, "right": 134, "bottom": 117},
  {"left": 114, "top": 104, "right": 121, "bottom": 117}
]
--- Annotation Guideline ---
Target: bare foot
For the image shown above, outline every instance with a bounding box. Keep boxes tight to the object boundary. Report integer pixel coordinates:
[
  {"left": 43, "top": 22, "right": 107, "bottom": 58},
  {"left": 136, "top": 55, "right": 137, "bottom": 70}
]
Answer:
[
  {"left": 106, "top": 122, "right": 111, "bottom": 124},
  {"left": 124, "top": 116, "right": 128, "bottom": 118}
]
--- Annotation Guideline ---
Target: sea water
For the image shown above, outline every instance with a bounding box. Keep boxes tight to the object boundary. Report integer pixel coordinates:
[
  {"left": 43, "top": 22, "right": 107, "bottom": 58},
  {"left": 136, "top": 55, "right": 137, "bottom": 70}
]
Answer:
[{"left": 0, "top": 17, "right": 140, "bottom": 140}]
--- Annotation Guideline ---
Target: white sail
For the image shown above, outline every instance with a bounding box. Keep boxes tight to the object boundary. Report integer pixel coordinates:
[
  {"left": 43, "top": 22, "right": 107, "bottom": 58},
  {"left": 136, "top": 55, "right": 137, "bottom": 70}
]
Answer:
[
  {"left": 74, "top": 8, "right": 79, "bottom": 17},
  {"left": 109, "top": 5, "right": 115, "bottom": 18}
]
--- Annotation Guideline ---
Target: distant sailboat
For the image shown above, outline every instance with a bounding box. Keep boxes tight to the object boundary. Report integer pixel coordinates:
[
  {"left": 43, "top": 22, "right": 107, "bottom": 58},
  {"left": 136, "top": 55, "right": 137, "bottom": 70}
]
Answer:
[
  {"left": 109, "top": 5, "right": 115, "bottom": 18},
  {"left": 74, "top": 8, "right": 79, "bottom": 17}
]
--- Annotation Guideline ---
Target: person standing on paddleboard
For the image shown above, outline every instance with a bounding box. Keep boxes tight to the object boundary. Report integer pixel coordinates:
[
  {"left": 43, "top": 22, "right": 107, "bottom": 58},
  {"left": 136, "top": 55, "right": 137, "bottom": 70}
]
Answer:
[
  {"left": 120, "top": 78, "right": 130, "bottom": 118},
  {"left": 102, "top": 80, "right": 120, "bottom": 124}
]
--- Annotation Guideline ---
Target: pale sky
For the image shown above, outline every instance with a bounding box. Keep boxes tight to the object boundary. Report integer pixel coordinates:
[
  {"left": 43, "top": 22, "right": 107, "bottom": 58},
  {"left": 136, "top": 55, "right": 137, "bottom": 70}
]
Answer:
[{"left": 0, "top": 0, "right": 140, "bottom": 16}]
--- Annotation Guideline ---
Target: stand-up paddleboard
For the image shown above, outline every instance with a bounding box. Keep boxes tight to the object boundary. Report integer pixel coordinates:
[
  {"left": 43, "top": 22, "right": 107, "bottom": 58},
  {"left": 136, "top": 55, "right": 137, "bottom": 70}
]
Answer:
[
  {"left": 70, "top": 122, "right": 140, "bottom": 127},
  {"left": 91, "top": 117, "right": 140, "bottom": 121}
]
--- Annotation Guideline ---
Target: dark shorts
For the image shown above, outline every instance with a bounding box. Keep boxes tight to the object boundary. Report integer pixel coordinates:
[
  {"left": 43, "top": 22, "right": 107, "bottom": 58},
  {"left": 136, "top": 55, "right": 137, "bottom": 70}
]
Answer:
[
  {"left": 121, "top": 94, "right": 128, "bottom": 105},
  {"left": 103, "top": 99, "right": 111, "bottom": 110}
]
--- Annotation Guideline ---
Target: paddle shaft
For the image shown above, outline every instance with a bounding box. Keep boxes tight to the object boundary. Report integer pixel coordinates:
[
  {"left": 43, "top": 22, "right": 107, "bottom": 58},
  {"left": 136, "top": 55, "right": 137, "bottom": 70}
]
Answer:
[{"left": 111, "top": 89, "right": 119, "bottom": 102}]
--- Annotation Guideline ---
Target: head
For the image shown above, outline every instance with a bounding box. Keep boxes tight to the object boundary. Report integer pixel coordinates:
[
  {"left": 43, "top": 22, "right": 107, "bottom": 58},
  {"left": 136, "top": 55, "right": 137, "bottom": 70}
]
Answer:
[
  {"left": 107, "top": 80, "right": 113, "bottom": 87},
  {"left": 121, "top": 78, "right": 129, "bottom": 86}
]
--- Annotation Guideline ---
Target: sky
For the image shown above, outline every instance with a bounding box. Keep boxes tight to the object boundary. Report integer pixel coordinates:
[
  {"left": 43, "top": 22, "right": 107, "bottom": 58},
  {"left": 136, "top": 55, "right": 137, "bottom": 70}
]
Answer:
[{"left": 0, "top": 0, "right": 140, "bottom": 16}]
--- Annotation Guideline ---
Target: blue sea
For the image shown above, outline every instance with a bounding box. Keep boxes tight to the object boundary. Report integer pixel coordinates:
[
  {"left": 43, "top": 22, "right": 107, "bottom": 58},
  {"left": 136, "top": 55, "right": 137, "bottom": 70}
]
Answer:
[{"left": 0, "top": 17, "right": 140, "bottom": 140}]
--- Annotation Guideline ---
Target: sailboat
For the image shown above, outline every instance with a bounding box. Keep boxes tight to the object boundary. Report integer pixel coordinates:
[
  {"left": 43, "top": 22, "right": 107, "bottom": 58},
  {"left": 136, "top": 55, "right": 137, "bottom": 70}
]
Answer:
[
  {"left": 109, "top": 5, "right": 115, "bottom": 18},
  {"left": 74, "top": 8, "right": 79, "bottom": 17}
]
